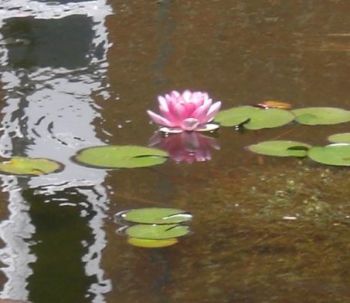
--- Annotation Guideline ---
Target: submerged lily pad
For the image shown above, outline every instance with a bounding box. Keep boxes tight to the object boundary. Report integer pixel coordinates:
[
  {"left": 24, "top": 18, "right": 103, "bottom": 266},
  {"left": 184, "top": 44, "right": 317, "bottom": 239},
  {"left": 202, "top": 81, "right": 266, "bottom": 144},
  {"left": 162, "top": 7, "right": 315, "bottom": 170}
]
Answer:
[
  {"left": 308, "top": 144, "right": 350, "bottom": 166},
  {"left": 117, "top": 208, "right": 192, "bottom": 225},
  {"left": 247, "top": 140, "right": 311, "bottom": 157},
  {"left": 73, "top": 145, "right": 168, "bottom": 169},
  {"left": 292, "top": 107, "right": 350, "bottom": 125},
  {"left": 328, "top": 133, "right": 350, "bottom": 143},
  {"left": 0, "top": 157, "right": 63, "bottom": 176},
  {"left": 127, "top": 237, "right": 178, "bottom": 248},
  {"left": 125, "top": 224, "right": 190, "bottom": 240},
  {"left": 214, "top": 106, "right": 294, "bottom": 129}
]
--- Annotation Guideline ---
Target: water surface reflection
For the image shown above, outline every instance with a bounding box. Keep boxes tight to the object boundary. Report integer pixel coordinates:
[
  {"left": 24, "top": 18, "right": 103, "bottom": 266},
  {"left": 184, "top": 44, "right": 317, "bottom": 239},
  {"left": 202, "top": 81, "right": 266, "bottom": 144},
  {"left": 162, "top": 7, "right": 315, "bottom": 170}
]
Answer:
[{"left": 0, "top": 1, "right": 112, "bottom": 302}]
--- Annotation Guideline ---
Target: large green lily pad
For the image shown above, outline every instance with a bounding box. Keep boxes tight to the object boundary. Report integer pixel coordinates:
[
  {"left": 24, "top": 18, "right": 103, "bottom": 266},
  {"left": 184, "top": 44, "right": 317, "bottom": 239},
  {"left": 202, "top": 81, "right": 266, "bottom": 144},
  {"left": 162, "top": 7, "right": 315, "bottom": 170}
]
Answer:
[
  {"left": 328, "top": 133, "right": 350, "bottom": 144},
  {"left": 214, "top": 106, "right": 294, "bottom": 129},
  {"left": 0, "top": 157, "right": 63, "bottom": 176},
  {"left": 292, "top": 107, "right": 350, "bottom": 125},
  {"left": 247, "top": 140, "right": 311, "bottom": 157},
  {"left": 125, "top": 224, "right": 190, "bottom": 240},
  {"left": 308, "top": 144, "right": 350, "bottom": 166},
  {"left": 127, "top": 237, "right": 178, "bottom": 248},
  {"left": 117, "top": 208, "right": 192, "bottom": 225},
  {"left": 73, "top": 145, "right": 168, "bottom": 169}
]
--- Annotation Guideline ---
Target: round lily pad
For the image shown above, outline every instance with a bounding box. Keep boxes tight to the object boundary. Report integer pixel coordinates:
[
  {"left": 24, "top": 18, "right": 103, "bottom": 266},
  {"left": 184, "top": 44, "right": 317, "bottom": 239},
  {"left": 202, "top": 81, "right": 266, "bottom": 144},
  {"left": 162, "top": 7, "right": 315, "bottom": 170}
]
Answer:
[
  {"left": 214, "top": 106, "right": 294, "bottom": 129},
  {"left": 73, "top": 145, "right": 168, "bottom": 169},
  {"left": 125, "top": 224, "right": 190, "bottom": 240},
  {"left": 127, "top": 237, "right": 178, "bottom": 248},
  {"left": 247, "top": 140, "right": 311, "bottom": 157},
  {"left": 117, "top": 208, "right": 192, "bottom": 225},
  {"left": 308, "top": 144, "right": 350, "bottom": 166},
  {"left": 0, "top": 157, "right": 63, "bottom": 176},
  {"left": 292, "top": 107, "right": 350, "bottom": 125},
  {"left": 328, "top": 133, "right": 350, "bottom": 143}
]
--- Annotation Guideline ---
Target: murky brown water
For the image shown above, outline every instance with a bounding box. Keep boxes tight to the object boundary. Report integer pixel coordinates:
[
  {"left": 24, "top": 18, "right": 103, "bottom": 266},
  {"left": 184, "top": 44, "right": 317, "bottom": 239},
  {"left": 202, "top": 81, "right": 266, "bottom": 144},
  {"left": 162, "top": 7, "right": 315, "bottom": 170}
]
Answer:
[{"left": 0, "top": 1, "right": 350, "bottom": 302}]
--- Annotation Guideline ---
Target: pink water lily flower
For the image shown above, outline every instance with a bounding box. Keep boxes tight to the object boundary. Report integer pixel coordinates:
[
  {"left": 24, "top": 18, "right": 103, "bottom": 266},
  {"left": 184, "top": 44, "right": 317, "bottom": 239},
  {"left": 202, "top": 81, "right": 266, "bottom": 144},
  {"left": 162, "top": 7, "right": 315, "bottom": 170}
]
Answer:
[{"left": 147, "top": 90, "right": 221, "bottom": 132}]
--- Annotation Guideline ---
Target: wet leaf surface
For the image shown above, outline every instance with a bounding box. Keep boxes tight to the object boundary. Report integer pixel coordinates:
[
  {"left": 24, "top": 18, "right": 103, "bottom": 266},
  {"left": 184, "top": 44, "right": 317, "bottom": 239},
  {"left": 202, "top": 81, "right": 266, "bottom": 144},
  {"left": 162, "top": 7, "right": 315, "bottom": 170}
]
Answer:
[
  {"left": 292, "top": 107, "right": 350, "bottom": 125},
  {"left": 73, "top": 145, "right": 168, "bottom": 168},
  {"left": 215, "top": 106, "right": 294, "bottom": 129},
  {"left": 0, "top": 157, "right": 63, "bottom": 176},
  {"left": 247, "top": 140, "right": 311, "bottom": 157},
  {"left": 125, "top": 224, "right": 190, "bottom": 240},
  {"left": 117, "top": 208, "right": 192, "bottom": 224},
  {"left": 308, "top": 144, "right": 350, "bottom": 166}
]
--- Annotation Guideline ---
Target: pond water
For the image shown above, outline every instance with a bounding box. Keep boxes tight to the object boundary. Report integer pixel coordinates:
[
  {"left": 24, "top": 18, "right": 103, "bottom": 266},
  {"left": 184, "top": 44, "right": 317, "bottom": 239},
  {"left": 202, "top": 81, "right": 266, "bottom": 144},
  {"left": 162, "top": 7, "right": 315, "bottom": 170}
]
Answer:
[{"left": 0, "top": 1, "right": 350, "bottom": 302}]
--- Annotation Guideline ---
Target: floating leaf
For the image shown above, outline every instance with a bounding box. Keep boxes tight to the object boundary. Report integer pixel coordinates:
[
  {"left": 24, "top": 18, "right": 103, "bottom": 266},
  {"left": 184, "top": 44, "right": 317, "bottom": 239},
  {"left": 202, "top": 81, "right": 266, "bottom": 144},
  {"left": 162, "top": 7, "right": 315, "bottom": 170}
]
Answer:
[
  {"left": 117, "top": 208, "right": 192, "bottom": 225},
  {"left": 73, "top": 145, "right": 168, "bottom": 169},
  {"left": 292, "top": 107, "right": 350, "bottom": 125},
  {"left": 125, "top": 224, "right": 190, "bottom": 240},
  {"left": 308, "top": 144, "right": 350, "bottom": 166},
  {"left": 0, "top": 157, "right": 63, "bottom": 176},
  {"left": 247, "top": 140, "right": 311, "bottom": 157},
  {"left": 127, "top": 237, "right": 178, "bottom": 248},
  {"left": 328, "top": 133, "right": 350, "bottom": 143},
  {"left": 214, "top": 106, "right": 294, "bottom": 129},
  {"left": 214, "top": 106, "right": 256, "bottom": 127}
]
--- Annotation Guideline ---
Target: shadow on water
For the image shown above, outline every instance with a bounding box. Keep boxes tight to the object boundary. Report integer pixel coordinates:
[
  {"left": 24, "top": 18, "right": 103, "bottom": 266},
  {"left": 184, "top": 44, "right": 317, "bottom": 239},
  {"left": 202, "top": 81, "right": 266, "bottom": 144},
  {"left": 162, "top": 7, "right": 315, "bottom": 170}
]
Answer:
[{"left": 0, "top": 1, "right": 350, "bottom": 303}]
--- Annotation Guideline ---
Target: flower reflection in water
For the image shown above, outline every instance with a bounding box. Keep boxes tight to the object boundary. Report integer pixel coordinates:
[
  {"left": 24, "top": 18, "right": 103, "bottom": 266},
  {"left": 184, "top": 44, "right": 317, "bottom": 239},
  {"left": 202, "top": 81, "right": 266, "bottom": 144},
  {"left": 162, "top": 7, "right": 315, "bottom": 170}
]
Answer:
[{"left": 149, "top": 132, "right": 220, "bottom": 164}]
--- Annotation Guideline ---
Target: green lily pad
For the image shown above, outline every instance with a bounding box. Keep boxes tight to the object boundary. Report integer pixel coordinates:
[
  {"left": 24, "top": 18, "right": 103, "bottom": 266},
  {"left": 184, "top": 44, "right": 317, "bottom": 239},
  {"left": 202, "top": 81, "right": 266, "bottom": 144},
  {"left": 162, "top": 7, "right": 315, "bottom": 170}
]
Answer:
[
  {"left": 73, "top": 145, "right": 168, "bottom": 169},
  {"left": 292, "top": 107, "right": 350, "bottom": 125},
  {"left": 117, "top": 208, "right": 192, "bottom": 225},
  {"left": 127, "top": 237, "right": 178, "bottom": 248},
  {"left": 308, "top": 144, "right": 350, "bottom": 166},
  {"left": 214, "top": 106, "right": 294, "bottom": 129},
  {"left": 125, "top": 224, "right": 190, "bottom": 240},
  {"left": 328, "top": 133, "right": 350, "bottom": 143},
  {"left": 0, "top": 157, "right": 63, "bottom": 176},
  {"left": 247, "top": 140, "right": 311, "bottom": 157}
]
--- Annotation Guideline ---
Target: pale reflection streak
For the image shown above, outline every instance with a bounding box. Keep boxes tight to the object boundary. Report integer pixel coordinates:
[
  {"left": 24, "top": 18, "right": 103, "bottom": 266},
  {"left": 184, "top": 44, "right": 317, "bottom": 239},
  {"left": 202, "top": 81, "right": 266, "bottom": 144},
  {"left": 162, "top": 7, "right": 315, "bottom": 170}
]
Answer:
[{"left": 0, "top": 1, "right": 113, "bottom": 301}]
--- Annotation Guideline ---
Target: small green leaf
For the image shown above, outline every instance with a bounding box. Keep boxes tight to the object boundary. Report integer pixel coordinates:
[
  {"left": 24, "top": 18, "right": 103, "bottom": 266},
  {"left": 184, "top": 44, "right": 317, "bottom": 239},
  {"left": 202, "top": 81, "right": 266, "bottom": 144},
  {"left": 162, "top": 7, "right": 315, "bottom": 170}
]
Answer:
[
  {"left": 127, "top": 237, "right": 178, "bottom": 248},
  {"left": 214, "top": 106, "right": 255, "bottom": 127},
  {"left": 73, "top": 145, "right": 168, "bottom": 169},
  {"left": 117, "top": 208, "right": 192, "bottom": 225},
  {"left": 292, "top": 107, "right": 350, "bottom": 125},
  {"left": 0, "top": 157, "right": 63, "bottom": 176},
  {"left": 214, "top": 106, "right": 294, "bottom": 129},
  {"left": 247, "top": 140, "right": 311, "bottom": 157},
  {"left": 125, "top": 224, "right": 190, "bottom": 240},
  {"left": 328, "top": 133, "right": 350, "bottom": 143},
  {"left": 308, "top": 144, "right": 350, "bottom": 166}
]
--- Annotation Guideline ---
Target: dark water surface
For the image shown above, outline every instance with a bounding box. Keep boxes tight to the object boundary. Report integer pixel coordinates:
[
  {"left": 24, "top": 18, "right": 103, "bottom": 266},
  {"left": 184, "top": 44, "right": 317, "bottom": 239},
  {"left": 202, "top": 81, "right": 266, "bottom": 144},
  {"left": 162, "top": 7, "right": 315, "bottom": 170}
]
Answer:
[{"left": 0, "top": 1, "right": 350, "bottom": 302}]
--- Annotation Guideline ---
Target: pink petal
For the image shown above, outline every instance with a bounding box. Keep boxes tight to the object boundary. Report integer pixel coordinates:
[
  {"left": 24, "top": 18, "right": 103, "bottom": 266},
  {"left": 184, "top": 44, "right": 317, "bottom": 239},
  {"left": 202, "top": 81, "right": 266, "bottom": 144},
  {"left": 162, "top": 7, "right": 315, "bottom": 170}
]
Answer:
[
  {"left": 206, "top": 101, "right": 222, "bottom": 122},
  {"left": 158, "top": 96, "right": 169, "bottom": 113},
  {"left": 180, "top": 118, "right": 200, "bottom": 131},
  {"left": 191, "top": 92, "right": 207, "bottom": 107},
  {"left": 147, "top": 110, "right": 174, "bottom": 127},
  {"left": 182, "top": 90, "right": 192, "bottom": 103},
  {"left": 191, "top": 98, "right": 213, "bottom": 123}
]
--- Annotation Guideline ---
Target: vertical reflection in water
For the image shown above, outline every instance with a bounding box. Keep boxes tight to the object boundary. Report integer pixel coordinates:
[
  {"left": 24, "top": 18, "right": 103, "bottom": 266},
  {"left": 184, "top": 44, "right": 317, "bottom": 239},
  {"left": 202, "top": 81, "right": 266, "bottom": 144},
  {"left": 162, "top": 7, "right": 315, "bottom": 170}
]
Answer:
[
  {"left": 0, "top": 1, "right": 112, "bottom": 302},
  {"left": 153, "top": 0, "right": 174, "bottom": 87}
]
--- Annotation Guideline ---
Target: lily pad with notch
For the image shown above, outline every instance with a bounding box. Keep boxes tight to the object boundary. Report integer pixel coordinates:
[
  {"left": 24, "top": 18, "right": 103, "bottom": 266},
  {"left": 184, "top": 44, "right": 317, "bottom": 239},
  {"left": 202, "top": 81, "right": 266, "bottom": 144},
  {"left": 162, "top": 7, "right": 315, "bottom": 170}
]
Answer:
[
  {"left": 0, "top": 156, "right": 63, "bottom": 176},
  {"left": 73, "top": 145, "right": 168, "bottom": 169},
  {"left": 308, "top": 144, "right": 350, "bottom": 166},
  {"left": 247, "top": 140, "right": 311, "bottom": 157},
  {"left": 116, "top": 208, "right": 192, "bottom": 225},
  {"left": 292, "top": 107, "right": 350, "bottom": 125},
  {"left": 214, "top": 106, "right": 294, "bottom": 129},
  {"left": 125, "top": 224, "right": 190, "bottom": 240}
]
